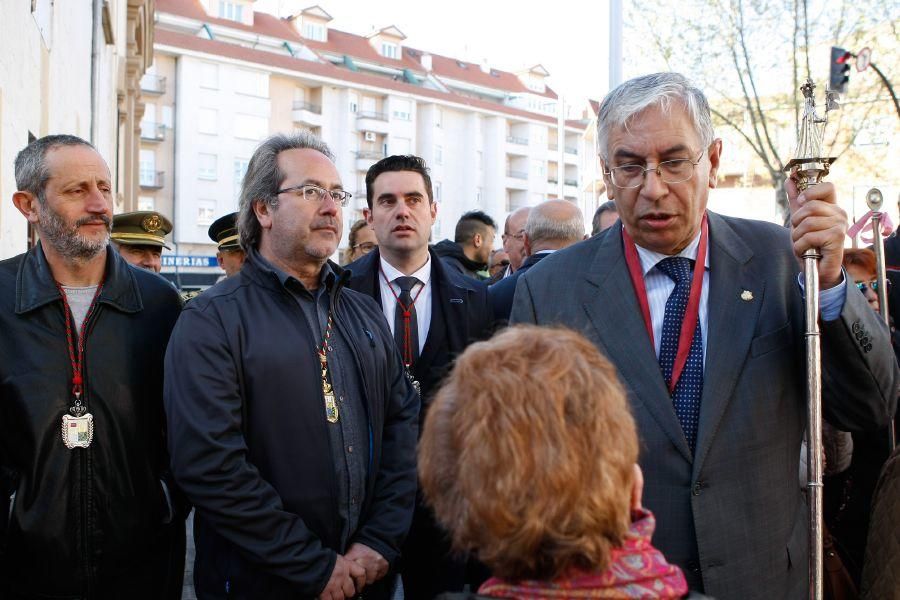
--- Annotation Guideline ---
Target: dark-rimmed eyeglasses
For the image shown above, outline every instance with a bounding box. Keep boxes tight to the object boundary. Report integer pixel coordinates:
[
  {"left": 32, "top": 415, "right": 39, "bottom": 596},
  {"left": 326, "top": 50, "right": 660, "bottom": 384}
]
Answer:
[
  {"left": 276, "top": 184, "right": 352, "bottom": 207},
  {"left": 856, "top": 280, "right": 891, "bottom": 294},
  {"left": 605, "top": 150, "right": 705, "bottom": 189},
  {"left": 502, "top": 230, "right": 525, "bottom": 242}
]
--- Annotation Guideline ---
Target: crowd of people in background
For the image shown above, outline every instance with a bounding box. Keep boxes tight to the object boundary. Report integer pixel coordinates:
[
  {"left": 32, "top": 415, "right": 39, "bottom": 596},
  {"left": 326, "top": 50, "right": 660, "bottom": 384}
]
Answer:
[{"left": 1, "top": 71, "right": 898, "bottom": 600}]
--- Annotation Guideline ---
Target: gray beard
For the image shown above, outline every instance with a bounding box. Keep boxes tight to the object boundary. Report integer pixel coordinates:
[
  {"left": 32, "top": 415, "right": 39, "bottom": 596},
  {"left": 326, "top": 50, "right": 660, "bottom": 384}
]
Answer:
[{"left": 38, "top": 205, "right": 110, "bottom": 262}]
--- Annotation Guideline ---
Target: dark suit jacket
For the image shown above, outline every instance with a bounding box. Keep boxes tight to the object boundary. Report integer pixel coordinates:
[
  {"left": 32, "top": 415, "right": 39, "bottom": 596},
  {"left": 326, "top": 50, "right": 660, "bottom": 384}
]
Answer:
[
  {"left": 489, "top": 251, "right": 550, "bottom": 324},
  {"left": 345, "top": 248, "right": 493, "bottom": 412},
  {"left": 511, "top": 213, "right": 899, "bottom": 600}
]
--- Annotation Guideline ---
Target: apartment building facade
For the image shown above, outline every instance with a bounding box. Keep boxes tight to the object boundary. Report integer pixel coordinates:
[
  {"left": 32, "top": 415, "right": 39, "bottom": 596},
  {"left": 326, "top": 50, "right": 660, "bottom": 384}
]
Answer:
[
  {"left": 0, "top": 0, "right": 156, "bottom": 259},
  {"left": 142, "top": 0, "right": 591, "bottom": 286}
]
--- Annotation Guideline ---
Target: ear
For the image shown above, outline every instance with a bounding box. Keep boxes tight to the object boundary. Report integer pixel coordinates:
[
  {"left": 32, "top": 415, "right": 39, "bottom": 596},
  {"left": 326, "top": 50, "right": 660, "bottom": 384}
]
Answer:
[
  {"left": 523, "top": 233, "right": 533, "bottom": 256},
  {"left": 13, "top": 191, "right": 41, "bottom": 224},
  {"left": 707, "top": 139, "right": 723, "bottom": 189},
  {"left": 429, "top": 199, "right": 438, "bottom": 224},
  {"left": 364, "top": 207, "right": 373, "bottom": 225},
  {"left": 630, "top": 464, "right": 644, "bottom": 512},
  {"left": 253, "top": 199, "right": 274, "bottom": 230},
  {"left": 472, "top": 232, "right": 483, "bottom": 248},
  {"left": 600, "top": 160, "right": 616, "bottom": 200},
  {"left": 216, "top": 251, "right": 225, "bottom": 269}
]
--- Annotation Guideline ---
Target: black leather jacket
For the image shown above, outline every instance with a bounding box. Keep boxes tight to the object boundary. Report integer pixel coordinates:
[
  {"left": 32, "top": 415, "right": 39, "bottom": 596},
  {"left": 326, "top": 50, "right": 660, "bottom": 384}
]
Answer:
[
  {"left": 164, "top": 249, "right": 419, "bottom": 599},
  {"left": 0, "top": 243, "right": 184, "bottom": 598}
]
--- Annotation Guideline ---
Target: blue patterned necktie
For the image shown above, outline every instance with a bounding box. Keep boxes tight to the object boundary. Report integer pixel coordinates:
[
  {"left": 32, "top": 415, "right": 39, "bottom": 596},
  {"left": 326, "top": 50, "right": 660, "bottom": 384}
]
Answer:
[{"left": 656, "top": 257, "right": 703, "bottom": 452}]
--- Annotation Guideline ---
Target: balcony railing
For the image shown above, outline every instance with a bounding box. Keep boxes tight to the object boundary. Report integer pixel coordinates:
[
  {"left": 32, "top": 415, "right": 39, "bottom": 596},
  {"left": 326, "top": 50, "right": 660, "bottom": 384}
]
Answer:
[
  {"left": 356, "top": 150, "right": 386, "bottom": 160},
  {"left": 547, "top": 177, "right": 558, "bottom": 184},
  {"left": 507, "top": 169, "right": 528, "bottom": 180},
  {"left": 564, "top": 178, "right": 578, "bottom": 186},
  {"left": 140, "top": 122, "right": 166, "bottom": 141},
  {"left": 548, "top": 142, "right": 558, "bottom": 151},
  {"left": 357, "top": 111, "right": 387, "bottom": 121},
  {"left": 140, "top": 74, "right": 166, "bottom": 94},
  {"left": 565, "top": 146, "right": 578, "bottom": 155},
  {"left": 292, "top": 100, "right": 322, "bottom": 114},
  {"left": 506, "top": 135, "right": 528, "bottom": 145},
  {"left": 139, "top": 171, "right": 165, "bottom": 189}
]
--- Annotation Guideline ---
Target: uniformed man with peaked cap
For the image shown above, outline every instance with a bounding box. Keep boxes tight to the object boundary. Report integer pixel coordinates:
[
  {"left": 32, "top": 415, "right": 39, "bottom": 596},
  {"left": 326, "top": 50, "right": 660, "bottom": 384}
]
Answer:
[
  {"left": 208, "top": 212, "right": 245, "bottom": 278},
  {"left": 111, "top": 210, "right": 173, "bottom": 273}
]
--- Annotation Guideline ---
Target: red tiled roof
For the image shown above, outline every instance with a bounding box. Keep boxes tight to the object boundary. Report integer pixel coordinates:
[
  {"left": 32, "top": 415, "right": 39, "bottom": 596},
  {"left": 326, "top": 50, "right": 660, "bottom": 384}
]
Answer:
[
  {"left": 153, "top": 29, "right": 584, "bottom": 129},
  {"left": 424, "top": 51, "right": 557, "bottom": 100},
  {"left": 155, "top": 0, "right": 559, "bottom": 102}
]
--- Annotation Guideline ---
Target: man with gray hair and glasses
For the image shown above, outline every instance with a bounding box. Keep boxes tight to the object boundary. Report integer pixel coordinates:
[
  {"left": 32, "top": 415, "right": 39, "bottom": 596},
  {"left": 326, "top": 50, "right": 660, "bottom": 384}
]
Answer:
[
  {"left": 164, "top": 132, "right": 419, "bottom": 600},
  {"left": 511, "top": 73, "right": 897, "bottom": 598},
  {"left": 490, "top": 199, "right": 584, "bottom": 324}
]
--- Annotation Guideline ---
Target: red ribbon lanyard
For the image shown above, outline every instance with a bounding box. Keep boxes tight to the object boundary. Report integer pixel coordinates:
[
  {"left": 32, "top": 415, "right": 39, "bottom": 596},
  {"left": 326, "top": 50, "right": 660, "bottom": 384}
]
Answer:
[
  {"left": 55, "top": 282, "right": 105, "bottom": 400},
  {"left": 623, "top": 214, "right": 708, "bottom": 395},
  {"left": 379, "top": 267, "right": 425, "bottom": 368}
]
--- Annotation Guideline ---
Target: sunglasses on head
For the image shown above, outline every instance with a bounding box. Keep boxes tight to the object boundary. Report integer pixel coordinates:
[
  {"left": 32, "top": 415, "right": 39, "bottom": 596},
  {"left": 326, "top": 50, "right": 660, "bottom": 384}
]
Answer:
[{"left": 856, "top": 280, "right": 891, "bottom": 294}]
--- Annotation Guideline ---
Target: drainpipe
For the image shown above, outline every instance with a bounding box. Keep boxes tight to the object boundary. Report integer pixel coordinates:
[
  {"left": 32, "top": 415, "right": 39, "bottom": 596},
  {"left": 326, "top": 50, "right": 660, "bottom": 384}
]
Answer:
[{"left": 90, "top": 0, "right": 102, "bottom": 144}]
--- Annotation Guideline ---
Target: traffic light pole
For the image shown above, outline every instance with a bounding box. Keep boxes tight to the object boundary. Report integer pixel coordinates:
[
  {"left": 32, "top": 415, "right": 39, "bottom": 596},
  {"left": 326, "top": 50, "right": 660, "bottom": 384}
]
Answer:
[{"left": 866, "top": 60, "right": 900, "bottom": 123}]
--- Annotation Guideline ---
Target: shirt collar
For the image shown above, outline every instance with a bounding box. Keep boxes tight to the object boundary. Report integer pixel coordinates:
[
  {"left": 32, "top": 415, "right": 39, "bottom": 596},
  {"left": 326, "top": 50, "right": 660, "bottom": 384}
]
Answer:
[
  {"left": 256, "top": 251, "right": 335, "bottom": 293},
  {"left": 633, "top": 229, "right": 709, "bottom": 277},
  {"left": 380, "top": 253, "right": 432, "bottom": 286}
]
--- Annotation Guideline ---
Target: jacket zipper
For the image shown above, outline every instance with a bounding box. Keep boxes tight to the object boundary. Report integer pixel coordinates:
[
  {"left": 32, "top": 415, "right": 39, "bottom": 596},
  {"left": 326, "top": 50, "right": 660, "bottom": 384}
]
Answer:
[{"left": 78, "top": 304, "right": 101, "bottom": 597}]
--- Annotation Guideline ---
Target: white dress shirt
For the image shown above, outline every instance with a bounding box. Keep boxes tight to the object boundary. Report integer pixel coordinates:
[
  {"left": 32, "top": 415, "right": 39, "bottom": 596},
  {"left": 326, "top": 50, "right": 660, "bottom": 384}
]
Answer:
[
  {"left": 634, "top": 233, "right": 710, "bottom": 360},
  {"left": 378, "top": 255, "right": 432, "bottom": 354}
]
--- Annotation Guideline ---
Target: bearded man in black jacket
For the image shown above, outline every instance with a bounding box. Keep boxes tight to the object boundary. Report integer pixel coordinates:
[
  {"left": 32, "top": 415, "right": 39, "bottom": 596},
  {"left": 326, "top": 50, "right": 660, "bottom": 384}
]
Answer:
[
  {"left": 164, "top": 132, "right": 419, "bottom": 600},
  {"left": 0, "top": 135, "right": 184, "bottom": 598}
]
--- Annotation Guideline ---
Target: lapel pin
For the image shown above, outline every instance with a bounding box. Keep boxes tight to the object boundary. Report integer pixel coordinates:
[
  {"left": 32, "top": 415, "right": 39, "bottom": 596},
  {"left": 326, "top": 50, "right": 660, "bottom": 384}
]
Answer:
[{"left": 741, "top": 290, "right": 754, "bottom": 301}]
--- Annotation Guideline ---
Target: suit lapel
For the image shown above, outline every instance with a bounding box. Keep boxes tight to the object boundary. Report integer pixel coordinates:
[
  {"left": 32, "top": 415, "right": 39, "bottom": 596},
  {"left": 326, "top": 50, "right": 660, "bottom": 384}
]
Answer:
[
  {"left": 581, "top": 227, "right": 693, "bottom": 463},
  {"left": 693, "top": 213, "right": 761, "bottom": 473}
]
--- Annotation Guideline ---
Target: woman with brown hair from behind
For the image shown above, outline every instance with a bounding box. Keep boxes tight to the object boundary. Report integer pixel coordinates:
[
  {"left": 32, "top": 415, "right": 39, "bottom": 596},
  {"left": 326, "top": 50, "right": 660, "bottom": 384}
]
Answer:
[{"left": 420, "top": 325, "right": 700, "bottom": 599}]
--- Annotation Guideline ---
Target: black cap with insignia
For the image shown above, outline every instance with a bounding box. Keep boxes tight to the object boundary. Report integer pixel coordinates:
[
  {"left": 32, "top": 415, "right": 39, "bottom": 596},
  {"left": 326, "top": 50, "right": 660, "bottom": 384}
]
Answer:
[{"left": 208, "top": 212, "right": 240, "bottom": 251}]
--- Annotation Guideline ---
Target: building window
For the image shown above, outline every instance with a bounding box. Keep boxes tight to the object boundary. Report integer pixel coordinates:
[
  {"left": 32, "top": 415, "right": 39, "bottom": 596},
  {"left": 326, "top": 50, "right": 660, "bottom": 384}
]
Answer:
[
  {"left": 198, "top": 200, "right": 216, "bottom": 226},
  {"left": 198, "top": 108, "right": 218, "bottom": 135},
  {"left": 139, "top": 150, "right": 156, "bottom": 187},
  {"left": 435, "top": 181, "right": 442, "bottom": 201},
  {"left": 198, "top": 153, "right": 218, "bottom": 180},
  {"left": 233, "top": 114, "right": 268, "bottom": 140},
  {"left": 234, "top": 158, "right": 250, "bottom": 185},
  {"left": 218, "top": 1, "right": 243, "bottom": 22},
  {"left": 302, "top": 22, "right": 326, "bottom": 41},
  {"left": 532, "top": 159, "right": 545, "bottom": 177},
  {"left": 138, "top": 196, "right": 155, "bottom": 211},
  {"left": 435, "top": 145, "right": 443, "bottom": 165},
  {"left": 380, "top": 42, "right": 399, "bottom": 59},
  {"left": 476, "top": 187, "right": 482, "bottom": 204},
  {"left": 477, "top": 151, "right": 483, "bottom": 171},
  {"left": 392, "top": 99, "right": 412, "bottom": 121},
  {"left": 199, "top": 62, "right": 219, "bottom": 89},
  {"left": 435, "top": 108, "right": 443, "bottom": 128},
  {"left": 234, "top": 69, "right": 269, "bottom": 98},
  {"left": 349, "top": 93, "right": 358, "bottom": 113}
]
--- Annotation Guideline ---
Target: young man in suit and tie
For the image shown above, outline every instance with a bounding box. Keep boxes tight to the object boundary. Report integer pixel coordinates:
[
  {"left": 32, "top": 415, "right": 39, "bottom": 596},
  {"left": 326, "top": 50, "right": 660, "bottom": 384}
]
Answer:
[
  {"left": 510, "top": 72, "right": 898, "bottom": 600},
  {"left": 345, "top": 154, "right": 493, "bottom": 600}
]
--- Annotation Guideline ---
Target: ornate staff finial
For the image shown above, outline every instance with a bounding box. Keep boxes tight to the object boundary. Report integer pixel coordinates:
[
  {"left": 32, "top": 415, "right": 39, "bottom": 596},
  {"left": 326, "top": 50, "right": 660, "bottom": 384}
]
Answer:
[{"left": 784, "top": 77, "right": 837, "bottom": 191}]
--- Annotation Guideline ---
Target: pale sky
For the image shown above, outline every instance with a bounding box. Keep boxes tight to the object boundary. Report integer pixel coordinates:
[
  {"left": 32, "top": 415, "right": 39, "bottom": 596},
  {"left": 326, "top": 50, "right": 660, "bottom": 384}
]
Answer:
[{"left": 254, "top": 0, "right": 614, "bottom": 112}]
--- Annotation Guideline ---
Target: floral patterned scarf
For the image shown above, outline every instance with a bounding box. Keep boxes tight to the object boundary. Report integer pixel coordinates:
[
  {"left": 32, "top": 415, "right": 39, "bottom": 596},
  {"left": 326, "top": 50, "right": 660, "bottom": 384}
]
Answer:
[{"left": 477, "top": 509, "right": 688, "bottom": 599}]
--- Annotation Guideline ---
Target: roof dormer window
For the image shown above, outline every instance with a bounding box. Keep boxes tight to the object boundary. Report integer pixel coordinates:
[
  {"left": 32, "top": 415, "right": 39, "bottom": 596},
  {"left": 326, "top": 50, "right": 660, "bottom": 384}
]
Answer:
[
  {"left": 217, "top": 1, "right": 243, "bottom": 22},
  {"left": 302, "top": 22, "right": 326, "bottom": 41},
  {"left": 381, "top": 42, "right": 399, "bottom": 59}
]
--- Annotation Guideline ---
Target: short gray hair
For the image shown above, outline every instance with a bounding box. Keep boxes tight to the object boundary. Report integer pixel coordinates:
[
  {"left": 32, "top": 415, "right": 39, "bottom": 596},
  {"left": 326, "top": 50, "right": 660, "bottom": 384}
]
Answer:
[
  {"left": 15, "top": 134, "right": 95, "bottom": 203},
  {"left": 597, "top": 72, "right": 714, "bottom": 160},
  {"left": 238, "top": 131, "right": 335, "bottom": 251},
  {"left": 524, "top": 200, "right": 584, "bottom": 245}
]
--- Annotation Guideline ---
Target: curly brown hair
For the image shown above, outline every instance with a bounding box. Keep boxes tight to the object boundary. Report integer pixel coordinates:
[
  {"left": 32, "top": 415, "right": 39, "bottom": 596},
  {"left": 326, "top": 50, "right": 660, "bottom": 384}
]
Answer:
[{"left": 418, "top": 325, "right": 639, "bottom": 581}]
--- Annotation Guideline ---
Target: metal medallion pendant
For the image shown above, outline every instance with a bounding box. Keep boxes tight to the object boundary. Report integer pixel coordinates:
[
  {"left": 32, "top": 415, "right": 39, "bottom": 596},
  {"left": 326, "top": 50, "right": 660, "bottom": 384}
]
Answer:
[
  {"left": 61, "top": 412, "right": 94, "bottom": 449},
  {"left": 324, "top": 391, "right": 339, "bottom": 423},
  {"left": 406, "top": 370, "right": 421, "bottom": 396}
]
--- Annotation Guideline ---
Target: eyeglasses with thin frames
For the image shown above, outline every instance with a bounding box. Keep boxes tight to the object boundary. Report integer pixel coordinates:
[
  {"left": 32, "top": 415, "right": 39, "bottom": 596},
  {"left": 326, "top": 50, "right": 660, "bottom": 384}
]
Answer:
[
  {"left": 276, "top": 184, "right": 352, "bottom": 207},
  {"left": 856, "top": 280, "right": 891, "bottom": 294},
  {"left": 604, "top": 150, "right": 705, "bottom": 189}
]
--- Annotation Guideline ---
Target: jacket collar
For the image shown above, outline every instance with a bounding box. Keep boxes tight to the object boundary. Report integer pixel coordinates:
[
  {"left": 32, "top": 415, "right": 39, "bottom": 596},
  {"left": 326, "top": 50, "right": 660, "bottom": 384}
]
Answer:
[
  {"left": 242, "top": 247, "right": 348, "bottom": 299},
  {"left": 15, "top": 242, "right": 143, "bottom": 315}
]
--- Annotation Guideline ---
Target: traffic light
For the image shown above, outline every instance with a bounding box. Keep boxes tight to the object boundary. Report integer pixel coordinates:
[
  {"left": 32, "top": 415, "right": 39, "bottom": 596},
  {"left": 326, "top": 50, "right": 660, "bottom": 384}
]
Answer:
[{"left": 830, "top": 46, "right": 852, "bottom": 94}]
